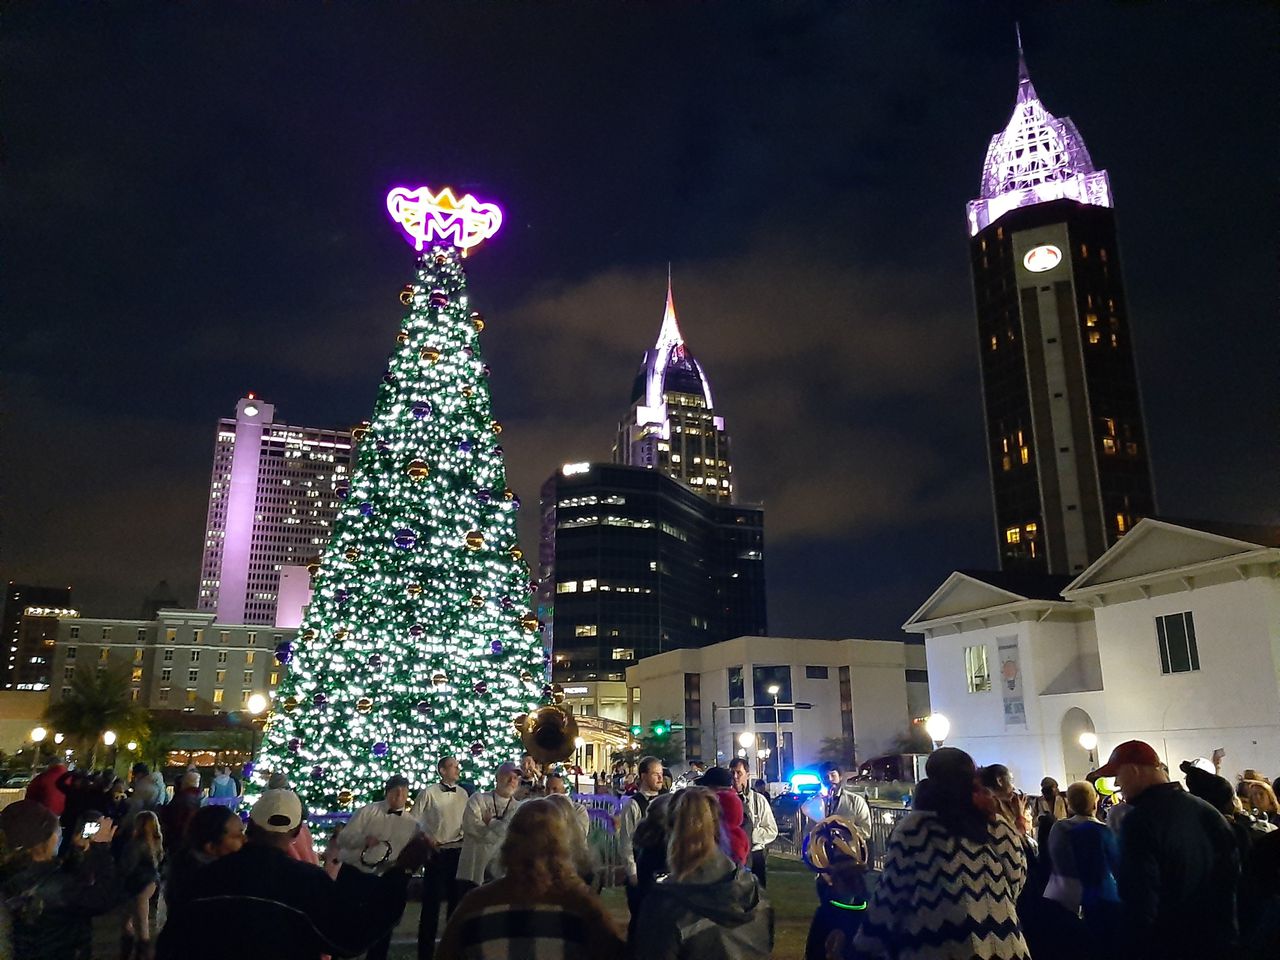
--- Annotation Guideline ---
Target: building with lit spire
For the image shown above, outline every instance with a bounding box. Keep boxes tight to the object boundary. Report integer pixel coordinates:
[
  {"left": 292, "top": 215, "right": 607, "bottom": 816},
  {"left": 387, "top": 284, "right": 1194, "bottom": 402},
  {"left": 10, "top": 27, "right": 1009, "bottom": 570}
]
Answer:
[
  {"left": 614, "top": 277, "right": 734, "bottom": 503},
  {"left": 968, "top": 32, "right": 1155, "bottom": 575}
]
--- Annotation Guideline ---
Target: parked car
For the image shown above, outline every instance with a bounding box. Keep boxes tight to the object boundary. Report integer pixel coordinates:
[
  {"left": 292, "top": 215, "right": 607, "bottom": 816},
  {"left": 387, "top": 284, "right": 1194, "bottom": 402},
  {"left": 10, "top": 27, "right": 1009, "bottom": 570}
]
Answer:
[{"left": 2, "top": 773, "right": 32, "bottom": 788}]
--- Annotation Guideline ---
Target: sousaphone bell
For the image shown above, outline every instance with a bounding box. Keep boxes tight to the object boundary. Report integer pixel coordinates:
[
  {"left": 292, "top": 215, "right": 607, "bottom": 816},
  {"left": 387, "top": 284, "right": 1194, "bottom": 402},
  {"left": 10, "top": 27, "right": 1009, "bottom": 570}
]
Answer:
[{"left": 513, "top": 704, "right": 579, "bottom": 765}]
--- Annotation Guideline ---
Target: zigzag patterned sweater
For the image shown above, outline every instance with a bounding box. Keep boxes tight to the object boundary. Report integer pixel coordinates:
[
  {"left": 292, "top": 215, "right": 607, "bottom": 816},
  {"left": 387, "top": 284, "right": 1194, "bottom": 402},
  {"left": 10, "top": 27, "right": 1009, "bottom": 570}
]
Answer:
[{"left": 853, "top": 810, "right": 1030, "bottom": 960}]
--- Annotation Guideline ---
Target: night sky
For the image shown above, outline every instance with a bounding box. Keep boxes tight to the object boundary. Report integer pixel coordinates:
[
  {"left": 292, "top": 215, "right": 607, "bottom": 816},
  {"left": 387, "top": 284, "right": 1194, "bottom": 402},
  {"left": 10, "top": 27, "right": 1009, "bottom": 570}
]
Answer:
[{"left": 3, "top": 3, "right": 1276, "bottom": 639}]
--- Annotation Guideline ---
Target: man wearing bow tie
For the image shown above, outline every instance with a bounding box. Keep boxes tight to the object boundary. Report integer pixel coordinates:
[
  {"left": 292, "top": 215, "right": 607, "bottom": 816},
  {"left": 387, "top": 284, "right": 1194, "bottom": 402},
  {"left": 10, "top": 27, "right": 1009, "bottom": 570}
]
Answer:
[
  {"left": 414, "top": 757, "right": 469, "bottom": 959},
  {"left": 337, "top": 775, "right": 425, "bottom": 960}
]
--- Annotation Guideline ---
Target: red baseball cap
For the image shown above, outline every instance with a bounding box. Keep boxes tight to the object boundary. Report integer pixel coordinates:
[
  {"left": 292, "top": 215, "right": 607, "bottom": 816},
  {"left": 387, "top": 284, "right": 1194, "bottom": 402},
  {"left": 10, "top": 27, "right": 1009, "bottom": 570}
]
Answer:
[{"left": 1089, "top": 739, "right": 1161, "bottom": 779}]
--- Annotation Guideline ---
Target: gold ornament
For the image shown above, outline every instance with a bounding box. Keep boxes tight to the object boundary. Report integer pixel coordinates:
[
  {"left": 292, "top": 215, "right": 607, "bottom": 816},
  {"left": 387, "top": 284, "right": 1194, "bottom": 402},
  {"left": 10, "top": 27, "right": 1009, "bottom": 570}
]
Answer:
[
  {"left": 469, "top": 594, "right": 484, "bottom": 607},
  {"left": 399, "top": 284, "right": 414, "bottom": 305},
  {"left": 337, "top": 789, "right": 354, "bottom": 807},
  {"left": 396, "top": 330, "right": 410, "bottom": 345},
  {"left": 516, "top": 705, "right": 578, "bottom": 765},
  {"left": 356, "top": 697, "right": 373, "bottom": 714},
  {"left": 549, "top": 682, "right": 566, "bottom": 704},
  {"left": 282, "top": 696, "right": 299, "bottom": 713},
  {"left": 406, "top": 583, "right": 423, "bottom": 597},
  {"left": 301, "top": 629, "right": 317, "bottom": 642},
  {"left": 461, "top": 385, "right": 474, "bottom": 398},
  {"left": 420, "top": 347, "right": 442, "bottom": 364},
  {"left": 434, "top": 254, "right": 448, "bottom": 265},
  {"left": 432, "top": 672, "right": 448, "bottom": 687},
  {"left": 503, "top": 488, "right": 516, "bottom": 501},
  {"left": 334, "top": 628, "right": 349, "bottom": 641},
  {"left": 344, "top": 548, "right": 361, "bottom": 562},
  {"left": 306, "top": 559, "right": 321, "bottom": 576},
  {"left": 471, "top": 313, "right": 486, "bottom": 332},
  {"left": 519, "top": 613, "right": 539, "bottom": 633},
  {"left": 406, "top": 460, "right": 430, "bottom": 481},
  {"left": 520, "top": 670, "right": 533, "bottom": 682},
  {"left": 464, "top": 531, "right": 484, "bottom": 551},
  {"left": 351, "top": 422, "right": 370, "bottom": 442},
  {"left": 492, "top": 421, "right": 503, "bottom": 435},
  {"left": 508, "top": 545, "right": 524, "bottom": 561}
]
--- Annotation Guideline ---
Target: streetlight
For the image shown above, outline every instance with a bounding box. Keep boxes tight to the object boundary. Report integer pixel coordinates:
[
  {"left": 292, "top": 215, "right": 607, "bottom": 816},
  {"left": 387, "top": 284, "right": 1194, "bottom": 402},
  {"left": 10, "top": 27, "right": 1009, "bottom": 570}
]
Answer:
[
  {"left": 54, "top": 733, "right": 65, "bottom": 745},
  {"left": 30, "top": 726, "right": 47, "bottom": 771},
  {"left": 1078, "top": 731, "right": 1098, "bottom": 766},
  {"left": 573, "top": 735, "right": 586, "bottom": 786},
  {"left": 738, "top": 731, "right": 756, "bottom": 750},
  {"left": 766, "top": 684, "right": 784, "bottom": 781},
  {"left": 245, "top": 692, "right": 269, "bottom": 762},
  {"left": 246, "top": 693, "right": 269, "bottom": 716},
  {"left": 102, "top": 730, "right": 118, "bottom": 746},
  {"left": 924, "top": 714, "right": 951, "bottom": 750},
  {"left": 756, "top": 746, "right": 772, "bottom": 781},
  {"left": 126, "top": 741, "right": 138, "bottom": 752}
]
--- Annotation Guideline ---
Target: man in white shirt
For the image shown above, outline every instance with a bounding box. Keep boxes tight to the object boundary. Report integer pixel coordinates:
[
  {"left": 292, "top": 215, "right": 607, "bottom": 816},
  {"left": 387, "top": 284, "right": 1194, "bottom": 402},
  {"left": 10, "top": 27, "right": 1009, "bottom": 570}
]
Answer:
[
  {"left": 618, "top": 755, "right": 667, "bottom": 938},
  {"left": 546, "top": 772, "right": 590, "bottom": 839},
  {"left": 456, "top": 762, "right": 522, "bottom": 891},
  {"left": 414, "top": 756, "right": 469, "bottom": 959},
  {"left": 730, "top": 756, "right": 779, "bottom": 887},
  {"left": 337, "top": 775, "right": 424, "bottom": 960},
  {"left": 816, "top": 761, "right": 872, "bottom": 839}
]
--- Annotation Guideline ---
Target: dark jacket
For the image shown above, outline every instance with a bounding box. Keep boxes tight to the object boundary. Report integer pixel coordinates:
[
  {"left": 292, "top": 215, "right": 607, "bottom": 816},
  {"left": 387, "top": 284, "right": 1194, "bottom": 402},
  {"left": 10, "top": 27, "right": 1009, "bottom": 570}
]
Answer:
[
  {"left": 1118, "top": 781, "right": 1239, "bottom": 958},
  {"left": 635, "top": 852, "right": 773, "bottom": 960},
  {"left": 0, "top": 844, "right": 123, "bottom": 960},
  {"left": 155, "top": 841, "right": 409, "bottom": 960}
]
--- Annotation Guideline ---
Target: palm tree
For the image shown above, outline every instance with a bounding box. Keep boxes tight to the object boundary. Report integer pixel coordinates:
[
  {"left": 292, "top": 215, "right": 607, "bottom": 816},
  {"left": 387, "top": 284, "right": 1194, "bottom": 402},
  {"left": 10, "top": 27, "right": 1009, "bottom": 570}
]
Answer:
[{"left": 44, "top": 665, "right": 150, "bottom": 768}]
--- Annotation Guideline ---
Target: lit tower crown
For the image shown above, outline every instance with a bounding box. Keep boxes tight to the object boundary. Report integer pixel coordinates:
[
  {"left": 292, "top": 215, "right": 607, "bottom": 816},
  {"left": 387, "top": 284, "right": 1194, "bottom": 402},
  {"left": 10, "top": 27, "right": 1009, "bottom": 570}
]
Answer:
[
  {"left": 966, "top": 30, "right": 1155, "bottom": 576},
  {"left": 614, "top": 273, "right": 733, "bottom": 503},
  {"left": 966, "top": 30, "right": 1113, "bottom": 237}
]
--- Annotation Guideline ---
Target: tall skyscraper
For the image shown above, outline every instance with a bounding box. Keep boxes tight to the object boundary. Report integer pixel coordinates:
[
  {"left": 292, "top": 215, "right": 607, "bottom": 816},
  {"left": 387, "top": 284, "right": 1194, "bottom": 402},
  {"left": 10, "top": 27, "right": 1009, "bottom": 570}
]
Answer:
[
  {"left": 968, "top": 38, "right": 1155, "bottom": 575},
  {"left": 3, "top": 582, "right": 73, "bottom": 689},
  {"left": 538, "top": 463, "right": 765, "bottom": 682},
  {"left": 198, "top": 396, "right": 354, "bottom": 625},
  {"left": 614, "top": 277, "right": 734, "bottom": 502}
]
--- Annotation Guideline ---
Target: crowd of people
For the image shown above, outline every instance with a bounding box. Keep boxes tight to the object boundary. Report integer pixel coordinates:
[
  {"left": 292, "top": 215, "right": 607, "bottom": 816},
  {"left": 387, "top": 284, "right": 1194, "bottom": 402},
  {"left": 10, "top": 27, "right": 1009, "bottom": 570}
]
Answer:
[{"left": 1, "top": 741, "right": 1277, "bottom": 959}]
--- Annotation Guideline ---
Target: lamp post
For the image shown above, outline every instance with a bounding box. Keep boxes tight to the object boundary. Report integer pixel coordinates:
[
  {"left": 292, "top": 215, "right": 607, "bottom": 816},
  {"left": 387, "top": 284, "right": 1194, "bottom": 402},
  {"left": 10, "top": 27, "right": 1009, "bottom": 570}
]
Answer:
[
  {"left": 765, "top": 684, "right": 783, "bottom": 781},
  {"left": 246, "top": 693, "right": 269, "bottom": 762},
  {"left": 738, "top": 731, "right": 755, "bottom": 760},
  {"left": 30, "top": 726, "right": 47, "bottom": 771},
  {"left": 924, "top": 713, "right": 951, "bottom": 751},
  {"left": 573, "top": 735, "right": 586, "bottom": 785},
  {"left": 102, "top": 730, "right": 118, "bottom": 772},
  {"left": 1078, "top": 731, "right": 1098, "bottom": 767}
]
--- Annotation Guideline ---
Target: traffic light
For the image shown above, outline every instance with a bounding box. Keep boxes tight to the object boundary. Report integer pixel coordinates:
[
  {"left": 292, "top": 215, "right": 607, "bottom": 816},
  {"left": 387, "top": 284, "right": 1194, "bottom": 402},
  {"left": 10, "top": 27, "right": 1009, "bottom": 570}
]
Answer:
[
  {"left": 650, "top": 720, "right": 669, "bottom": 739},
  {"left": 629, "top": 724, "right": 644, "bottom": 738}
]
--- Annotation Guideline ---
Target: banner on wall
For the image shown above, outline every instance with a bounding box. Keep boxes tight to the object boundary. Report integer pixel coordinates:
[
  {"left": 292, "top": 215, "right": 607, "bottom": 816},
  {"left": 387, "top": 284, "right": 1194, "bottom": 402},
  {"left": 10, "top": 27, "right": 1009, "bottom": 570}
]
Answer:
[{"left": 998, "top": 636, "right": 1026, "bottom": 728}]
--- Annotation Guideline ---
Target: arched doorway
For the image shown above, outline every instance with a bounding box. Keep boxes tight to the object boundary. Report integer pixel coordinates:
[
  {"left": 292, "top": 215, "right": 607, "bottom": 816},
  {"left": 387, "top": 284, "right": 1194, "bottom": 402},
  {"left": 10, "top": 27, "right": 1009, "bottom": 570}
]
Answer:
[{"left": 1060, "top": 707, "right": 1096, "bottom": 783}]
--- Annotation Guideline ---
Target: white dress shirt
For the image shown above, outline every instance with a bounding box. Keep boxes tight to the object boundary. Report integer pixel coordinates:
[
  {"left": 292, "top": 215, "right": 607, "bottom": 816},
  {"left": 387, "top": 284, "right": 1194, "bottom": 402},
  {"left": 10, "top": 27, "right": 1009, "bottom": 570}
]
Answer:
[
  {"left": 823, "top": 786, "right": 872, "bottom": 839},
  {"left": 457, "top": 791, "right": 522, "bottom": 886},
  {"left": 414, "top": 782, "right": 468, "bottom": 848},
  {"left": 337, "top": 798, "right": 421, "bottom": 874},
  {"left": 740, "top": 789, "right": 779, "bottom": 851}
]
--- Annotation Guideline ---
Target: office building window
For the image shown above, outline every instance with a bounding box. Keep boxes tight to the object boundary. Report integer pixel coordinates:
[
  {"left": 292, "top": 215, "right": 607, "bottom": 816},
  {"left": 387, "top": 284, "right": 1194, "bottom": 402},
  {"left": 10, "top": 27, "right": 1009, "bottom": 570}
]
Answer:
[
  {"left": 190, "top": 650, "right": 200, "bottom": 663},
  {"left": 244, "top": 671, "right": 254, "bottom": 685},
  {"left": 188, "top": 669, "right": 199, "bottom": 683},
  {"left": 805, "top": 665, "right": 829, "bottom": 680},
  {"left": 218, "top": 651, "right": 228, "bottom": 664},
  {"left": 752, "top": 666, "right": 793, "bottom": 724},
  {"left": 163, "top": 649, "right": 174, "bottom": 662},
  {"left": 69, "top": 626, "right": 80, "bottom": 640},
  {"left": 246, "top": 651, "right": 255, "bottom": 665},
  {"left": 838, "top": 666, "right": 854, "bottom": 742},
  {"left": 161, "top": 668, "right": 172, "bottom": 682},
  {"left": 213, "top": 689, "right": 225, "bottom": 704},
  {"left": 131, "top": 668, "right": 143, "bottom": 682},
  {"left": 683, "top": 673, "right": 702, "bottom": 762},
  {"left": 1156, "top": 612, "right": 1200, "bottom": 674},
  {"left": 159, "top": 688, "right": 170, "bottom": 703},
  {"left": 63, "top": 666, "right": 75, "bottom": 680},
  {"left": 575, "top": 625, "right": 597, "bottom": 637},
  {"left": 133, "top": 648, "right": 144, "bottom": 663},
  {"left": 66, "top": 647, "right": 77, "bottom": 660},
  {"left": 611, "top": 648, "right": 634, "bottom": 660},
  {"left": 965, "top": 645, "right": 992, "bottom": 692}
]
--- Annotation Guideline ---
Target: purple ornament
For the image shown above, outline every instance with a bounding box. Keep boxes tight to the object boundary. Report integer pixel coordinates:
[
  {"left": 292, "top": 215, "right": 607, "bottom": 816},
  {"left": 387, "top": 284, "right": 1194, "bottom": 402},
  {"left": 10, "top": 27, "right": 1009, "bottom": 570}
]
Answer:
[
  {"left": 481, "top": 364, "right": 492, "bottom": 377},
  {"left": 409, "top": 623, "right": 425, "bottom": 638},
  {"left": 494, "top": 445, "right": 504, "bottom": 456},
  {"left": 463, "top": 347, "right": 475, "bottom": 358},
  {"left": 312, "top": 692, "right": 327, "bottom": 706},
  {"left": 411, "top": 401, "right": 432, "bottom": 420},
  {"left": 359, "top": 502, "right": 374, "bottom": 517},
  {"left": 382, "top": 373, "right": 397, "bottom": 386},
  {"left": 475, "top": 489, "right": 493, "bottom": 504},
  {"left": 274, "top": 642, "right": 294, "bottom": 665},
  {"left": 393, "top": 528, "right": 417, "bottom": 549},
  {"left": 429, "top": 289, "right": 448, "bottom": 307},
  {"left": 242, "top": 761, "right": 255, "bottom": 779},
  {"left": 311, "top": 765, "right": 325, "bottom": 780},
  {"left": 489, "top": 640, "right": 504, "bottom": 655},
  {"left": 376, "top": 439, "right": 390, "bottom": 453},
  {"left": 528, "top": 581, "right": 539, "bottom": 593},
  {"left": 372, "top": 742, "right": 389, "bottom": 757},
  {"left": 415, "top": 699, "right": 431, "bottom": 715},
  {"left": 457, "top": 440, "right": 473, "bottom": 453},
  {"left": 509, "top": 496, "right": 522, "bottom": 510},
  {"left": 474, "top": 681, "right": 489, "bottom": 695},
  {"left": 500, "top": 596, "right": 514, "bottom": 610},
  {"left": 470, "top": 741, "right": 485, "bottom": 756},
  {"left": 368, "top": 653, "right": 383, "bottom": 669},
  {"left": 335, "top": 481, "right": 350, "bottom": 500},
  {"left": 287, "top": 738, "right": 301, "bottom": 753},
  {"left": 335, "top": 588, "right": 350, "bottom": 604}
]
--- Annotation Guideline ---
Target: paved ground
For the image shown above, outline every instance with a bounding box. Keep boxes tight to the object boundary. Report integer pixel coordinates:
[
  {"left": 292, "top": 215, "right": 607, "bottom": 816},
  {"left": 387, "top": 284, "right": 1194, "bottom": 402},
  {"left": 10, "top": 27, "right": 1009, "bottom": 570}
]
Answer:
[{"left": 387, "top": 855, "right": 820, "bottom": 959}]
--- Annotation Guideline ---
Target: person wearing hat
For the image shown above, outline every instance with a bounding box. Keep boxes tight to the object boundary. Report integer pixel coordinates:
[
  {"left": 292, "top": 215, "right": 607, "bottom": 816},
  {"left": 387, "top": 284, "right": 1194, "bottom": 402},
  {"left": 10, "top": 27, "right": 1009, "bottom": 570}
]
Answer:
[
  {"left": 155, "top": 789, "right": 432, "bottom": 960},
  {"left": 457, "top": 762, "right": 523, "bottom": 891},
  {"left": 1089, "top": 739, "right": 1240, "bottom": 957},
  {"left": 0, "top": 800, "right": 121, "bottom": 960}
]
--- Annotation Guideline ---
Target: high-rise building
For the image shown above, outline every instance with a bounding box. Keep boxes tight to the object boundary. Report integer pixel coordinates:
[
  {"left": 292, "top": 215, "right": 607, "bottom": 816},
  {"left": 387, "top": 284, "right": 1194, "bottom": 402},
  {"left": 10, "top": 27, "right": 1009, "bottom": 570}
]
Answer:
[
  {"left": 3, "top": 582, "right": 73, "bottom": 689},
  {"left": 614, "top": 278, "right": 734, "bottom": 503},
  {"left": 538, "top": 463, "right": 765, "bottom": 683},
  {"left": 968, "top": 39, "right": 1155, "bottom": 575},
  {"left": 198, "top": 396, "right": 354, "bottom": 625}
]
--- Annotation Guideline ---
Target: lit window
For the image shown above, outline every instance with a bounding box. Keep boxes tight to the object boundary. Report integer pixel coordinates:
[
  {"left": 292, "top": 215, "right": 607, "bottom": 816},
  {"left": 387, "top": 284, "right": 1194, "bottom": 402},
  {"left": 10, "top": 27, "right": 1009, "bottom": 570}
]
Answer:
[
  {"left": 1019, "top": 446, "right": 1030, "bottom": 465},
  {"left": 1102, "top": 438, "right": 1117, "bottom": 454},
  {"left": 246, "top": 651, "right": 255, "bottom": 664},
  {"left": 556, "top": 582, "right": 578, "bottom": 594},
  {"left": 1025, "top": 522, "right": 1038, "bottom": 539},
  {"left": 1103, "top": 418, "right": 1116, "bottom": 436},
  {"left": 213, "top": 689, "right": 225, "bottom": 704},
  {"left": 131, "top": 668, "right": 143, "bottom": 681},
  {"left": 130, "top": 689, "right": 140, "bottom": 701},
  {"left": 611, "top": 648, "right": 635, "bottom": 660},
  {"left": 133, "top": 648, "right": 143, "bottom": 663},
  {"left": 269, "top": 671, "right": 280, "bottom": 685},
  {"left": 1110, "top": 333, "right": 1119, "bottom": 348},
  {"left": 186, "top": 689, "right": 198, "bottom": 704},
  {"left": 990, "top": 335, "right": 998, "bottom": 351},
  {"left": 215, "top": 670, "right": 225, "bottom": 683},
  {"left": 1156, "top": 612, "right": 1200, "bottom": 675},
  {"left": 98, "top": 648, "right": 109, "bottom": 662},
  {"left": 582, "top": 579, "right": 597, "bottom": 592},
  {"left": 1085, "top": 313, "right": 1098, "bottom": 327},
  {"left": 1001, "top": 456, "right": 1012, "bottom": 472},
  {"left": 1005, "top": 526, "right": 1021, "bottom": 544},
  {"left": 1116, "top": 512, "right": 1128, "bottom": 533},
  {"left": 1088, "top": 330, "right": 1101, "bottom": 344},
  {"left": 574, "top": 625, "right": 598, "bottom": 637},
  {"left": 166, "top": 628, "right": 177, "bottom": 643},
  {"left": 965, "top": 645, "right": 992, "bottom": 693}
]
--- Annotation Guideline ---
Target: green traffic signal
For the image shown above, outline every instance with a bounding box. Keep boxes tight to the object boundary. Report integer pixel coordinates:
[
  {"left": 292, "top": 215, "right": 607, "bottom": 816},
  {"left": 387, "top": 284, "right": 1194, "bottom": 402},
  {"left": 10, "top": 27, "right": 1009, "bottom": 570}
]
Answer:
[
  {"left": 630, "top": 724, "right": 644, "bottom": 737},
  {"left": 651, "top": 721, "right": 669, "bottom": 738}
]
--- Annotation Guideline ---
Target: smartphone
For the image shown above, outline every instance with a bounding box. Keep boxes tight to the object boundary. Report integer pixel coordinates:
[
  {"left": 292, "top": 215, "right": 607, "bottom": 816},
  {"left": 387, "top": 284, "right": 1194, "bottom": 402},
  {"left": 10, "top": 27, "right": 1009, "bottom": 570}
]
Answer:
[{"left": 81, "top": 821, "right": 102, "bottom": 839}]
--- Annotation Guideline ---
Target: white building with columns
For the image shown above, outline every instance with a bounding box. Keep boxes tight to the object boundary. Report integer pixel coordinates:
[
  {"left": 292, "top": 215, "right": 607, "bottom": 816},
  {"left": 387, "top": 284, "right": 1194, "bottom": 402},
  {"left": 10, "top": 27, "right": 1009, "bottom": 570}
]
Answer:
[{"left": 906, "top": 518, "right": 1280, "bottom": 787}]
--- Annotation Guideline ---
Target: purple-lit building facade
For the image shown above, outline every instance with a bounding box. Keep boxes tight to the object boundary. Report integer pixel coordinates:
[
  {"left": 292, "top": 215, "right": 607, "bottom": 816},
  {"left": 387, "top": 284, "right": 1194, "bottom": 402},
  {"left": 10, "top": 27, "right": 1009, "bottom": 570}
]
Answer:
[
  {"left": 614, "top": 279, "right": 734, "bottom": 503},
  {"left": 969, "top": 44, "right": 1155, "bottom": 575},
  {"left": 197, "top": 397, "right": 354, "bottom": 625}
]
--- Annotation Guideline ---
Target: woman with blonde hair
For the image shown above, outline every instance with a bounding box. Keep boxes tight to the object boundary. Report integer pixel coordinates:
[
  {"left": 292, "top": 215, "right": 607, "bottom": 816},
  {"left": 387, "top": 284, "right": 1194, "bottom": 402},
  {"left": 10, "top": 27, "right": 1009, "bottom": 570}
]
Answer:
[
  {"left": 634, "top": 786, "right": 773, "bottom": 959},
  {"left": 1242, "top": 779, "right": 1280, "bottom": 827},
  {"left": 436, "top": 799, "right": 622, "bottom": 959},
  {"left": 543, "top": 792, "right": 595, "bottom": 882},
  {"left": 120, "top": 809, "right": 164, "bottom": 958}
]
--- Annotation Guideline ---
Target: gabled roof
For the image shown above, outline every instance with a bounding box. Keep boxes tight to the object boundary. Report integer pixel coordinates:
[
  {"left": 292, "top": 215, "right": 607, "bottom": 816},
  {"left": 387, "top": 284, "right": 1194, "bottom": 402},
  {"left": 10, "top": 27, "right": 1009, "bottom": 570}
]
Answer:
[
  {"left": 903, "top": 569, "right": 1075, "bottom": 632},
  {"left": 1063, "top": 517, "right": 1280, "bottom": 597}
]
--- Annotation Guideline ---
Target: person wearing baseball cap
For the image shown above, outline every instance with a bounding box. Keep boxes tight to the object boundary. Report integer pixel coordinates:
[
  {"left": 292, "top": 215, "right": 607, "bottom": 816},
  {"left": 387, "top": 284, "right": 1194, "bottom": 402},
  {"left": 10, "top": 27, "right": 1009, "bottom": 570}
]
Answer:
[
  {"left": 1087, "top": 740, "right": 1240, "bottom": 956},
  {"left": 156, "top": 789, "right": 433, "bottom": 960}
]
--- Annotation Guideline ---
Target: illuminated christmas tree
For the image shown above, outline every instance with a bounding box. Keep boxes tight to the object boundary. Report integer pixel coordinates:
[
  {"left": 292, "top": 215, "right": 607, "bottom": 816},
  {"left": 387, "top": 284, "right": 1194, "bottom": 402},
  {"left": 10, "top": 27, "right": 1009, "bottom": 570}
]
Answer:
[{"left": 254, "top": 186, "right": 546, "bottom": 809}]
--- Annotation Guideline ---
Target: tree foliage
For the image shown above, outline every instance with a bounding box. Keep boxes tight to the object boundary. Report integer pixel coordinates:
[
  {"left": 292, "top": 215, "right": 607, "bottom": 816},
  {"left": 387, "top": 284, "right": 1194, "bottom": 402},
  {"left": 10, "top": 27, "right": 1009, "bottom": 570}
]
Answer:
[{"left": 44, "top": 665, "right": 150, "bottom": 765}]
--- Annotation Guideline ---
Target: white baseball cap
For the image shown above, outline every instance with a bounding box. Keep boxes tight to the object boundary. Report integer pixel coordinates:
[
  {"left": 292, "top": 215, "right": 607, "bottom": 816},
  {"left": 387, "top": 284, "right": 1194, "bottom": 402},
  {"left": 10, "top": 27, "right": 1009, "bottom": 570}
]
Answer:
[{"left": 250, "top": 789, "right": 303, "bottom": 833}]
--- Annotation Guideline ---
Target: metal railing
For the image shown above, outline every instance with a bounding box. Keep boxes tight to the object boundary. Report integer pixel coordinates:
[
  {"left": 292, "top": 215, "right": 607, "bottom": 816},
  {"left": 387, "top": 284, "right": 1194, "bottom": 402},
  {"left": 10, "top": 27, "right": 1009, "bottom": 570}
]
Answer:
[{"left": 866, "top": 801, "right": 911, "bottom": 871}]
